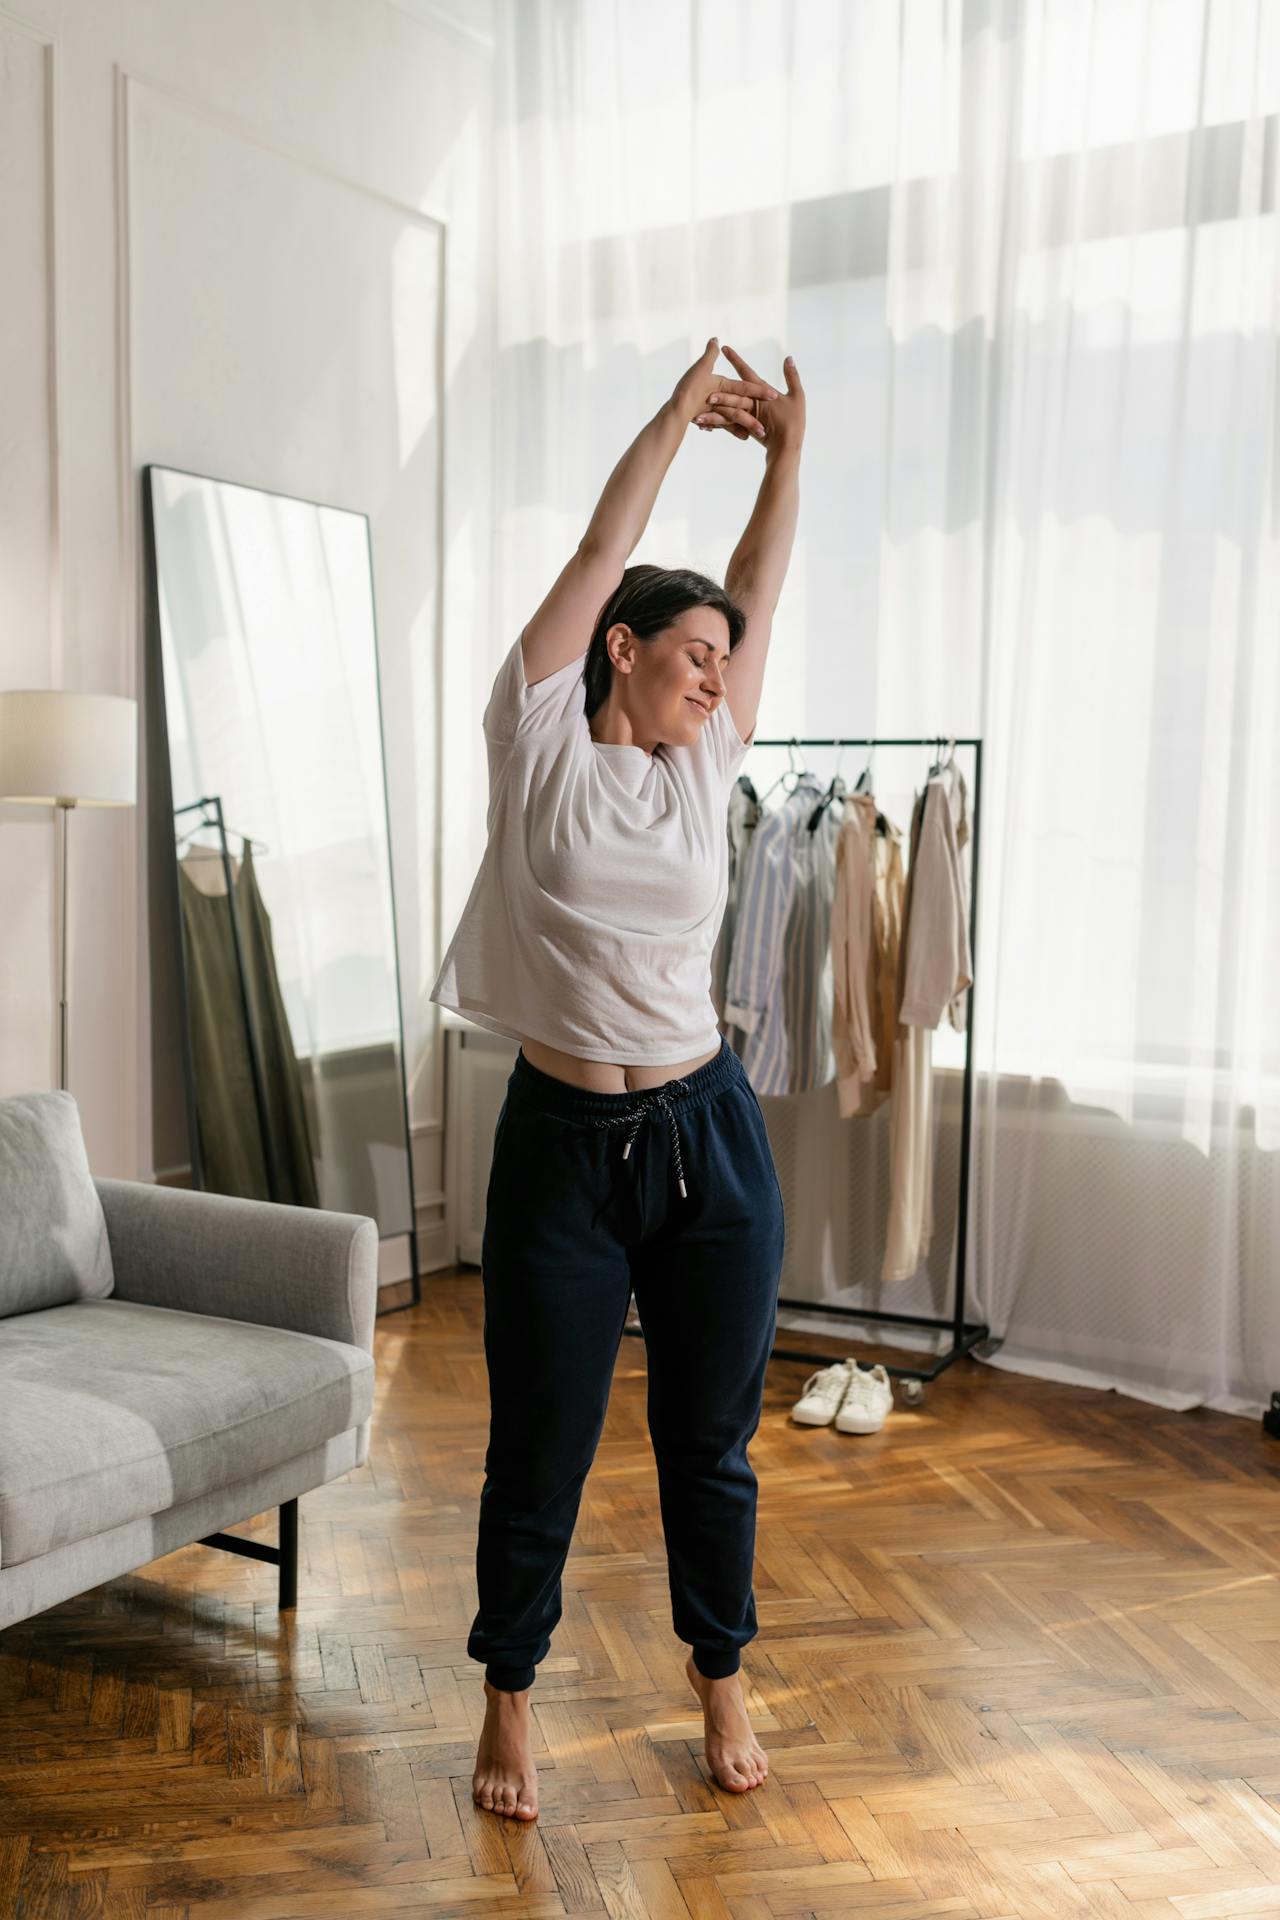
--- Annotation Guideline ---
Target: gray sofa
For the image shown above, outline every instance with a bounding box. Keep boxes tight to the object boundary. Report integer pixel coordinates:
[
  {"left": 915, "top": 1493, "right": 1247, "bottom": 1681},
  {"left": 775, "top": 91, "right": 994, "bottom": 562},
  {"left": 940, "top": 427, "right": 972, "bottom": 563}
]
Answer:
[{"left": 0, "top": 1089, "right": 378, "bottom": 1631}]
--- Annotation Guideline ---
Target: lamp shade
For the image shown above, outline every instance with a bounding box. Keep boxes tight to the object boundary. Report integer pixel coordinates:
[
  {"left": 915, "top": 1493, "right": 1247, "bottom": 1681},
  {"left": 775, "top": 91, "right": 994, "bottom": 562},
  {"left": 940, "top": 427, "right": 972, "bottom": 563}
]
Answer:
[{"left": 0, "top": 690, "right": 137, "bottom": 806}]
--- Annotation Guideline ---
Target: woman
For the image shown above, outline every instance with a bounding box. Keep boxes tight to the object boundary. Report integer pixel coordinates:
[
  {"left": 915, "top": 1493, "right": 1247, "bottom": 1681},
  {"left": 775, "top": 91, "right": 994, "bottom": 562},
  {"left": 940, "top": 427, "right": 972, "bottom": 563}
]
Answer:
[{"left": 430, "top": 336, "right": 806, "bottom": 1821}]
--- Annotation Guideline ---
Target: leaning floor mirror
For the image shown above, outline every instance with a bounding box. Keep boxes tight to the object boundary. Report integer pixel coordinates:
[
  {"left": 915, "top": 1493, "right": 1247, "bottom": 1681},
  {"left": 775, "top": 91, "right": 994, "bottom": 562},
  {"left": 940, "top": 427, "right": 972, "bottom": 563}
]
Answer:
[{"left": 144, "top": 464, "right": 419, "bottom": 1312}]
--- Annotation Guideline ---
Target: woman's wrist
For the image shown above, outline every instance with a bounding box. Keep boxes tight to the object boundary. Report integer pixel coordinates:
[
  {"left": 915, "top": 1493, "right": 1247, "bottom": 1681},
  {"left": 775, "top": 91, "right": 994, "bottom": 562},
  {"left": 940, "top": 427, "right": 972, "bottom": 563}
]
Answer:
[
  {"left": 582, "top": 402, "right": 685, "bottom": 555},
  {"left": 764, "top": 439, "right": 802, "bottom": 473},
  {"left": 658, "top": 394, "right": 695, "bottom": 433}
]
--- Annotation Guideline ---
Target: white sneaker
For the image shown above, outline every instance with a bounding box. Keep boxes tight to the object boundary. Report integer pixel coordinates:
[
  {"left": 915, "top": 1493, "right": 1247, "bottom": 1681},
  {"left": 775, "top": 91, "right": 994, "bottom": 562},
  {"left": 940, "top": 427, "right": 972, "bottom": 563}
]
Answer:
[
  {"left": 791, "top": 1358, "right": 858, "bottom": 1426},
  {"left": 833, "top": 1362, "right": 894, "bottom": 1433}
]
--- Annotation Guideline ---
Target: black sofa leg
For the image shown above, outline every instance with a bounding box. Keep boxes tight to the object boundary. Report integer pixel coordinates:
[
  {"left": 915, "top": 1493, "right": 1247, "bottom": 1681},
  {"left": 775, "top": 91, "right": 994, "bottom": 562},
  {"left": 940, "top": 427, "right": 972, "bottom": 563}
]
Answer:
[
  {"left": 197, "top": 1495, "right": 299, "bottom": 1609},
  {"left": 278, "top": 1497, "right": 298, "bottom": 1610}
]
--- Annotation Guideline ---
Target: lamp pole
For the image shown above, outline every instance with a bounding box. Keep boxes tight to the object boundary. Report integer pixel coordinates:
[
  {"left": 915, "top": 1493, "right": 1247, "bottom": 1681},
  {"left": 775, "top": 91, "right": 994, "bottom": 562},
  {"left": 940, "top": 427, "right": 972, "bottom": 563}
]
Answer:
[{"left": 56, "top": 798, "right": 74, "bottom": 1091}]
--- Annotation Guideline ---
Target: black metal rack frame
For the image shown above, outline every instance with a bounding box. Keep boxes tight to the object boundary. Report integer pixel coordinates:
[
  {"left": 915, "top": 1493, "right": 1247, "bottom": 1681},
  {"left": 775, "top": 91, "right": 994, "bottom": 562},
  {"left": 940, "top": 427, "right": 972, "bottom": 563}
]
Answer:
[{"left": 625, "top": 734, "right": 986, "bottom": 1393}]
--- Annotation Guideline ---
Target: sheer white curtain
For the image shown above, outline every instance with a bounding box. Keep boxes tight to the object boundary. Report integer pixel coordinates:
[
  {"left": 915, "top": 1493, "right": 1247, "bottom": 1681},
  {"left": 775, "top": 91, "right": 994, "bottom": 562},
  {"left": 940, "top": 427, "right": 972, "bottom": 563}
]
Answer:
[{"left": 489, "top": 0, "right": 1280, "bottom": 1416}]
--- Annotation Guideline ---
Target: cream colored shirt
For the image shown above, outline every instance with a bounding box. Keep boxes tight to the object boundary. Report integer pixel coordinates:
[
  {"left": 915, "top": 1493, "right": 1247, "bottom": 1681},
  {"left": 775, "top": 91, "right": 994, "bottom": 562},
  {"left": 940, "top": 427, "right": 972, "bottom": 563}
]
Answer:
[
  {"left": 430, "top": 634, "right": 755, "bottom": 1063},
  {"left": 897, "top": 764, "right": 972, "bottom": 1030},
  {"left": 881, "top": 764, "right": 972, "bottom": 1283},
  {"left": 830, "top": 791, "right": 906, "bottom": 1120}
]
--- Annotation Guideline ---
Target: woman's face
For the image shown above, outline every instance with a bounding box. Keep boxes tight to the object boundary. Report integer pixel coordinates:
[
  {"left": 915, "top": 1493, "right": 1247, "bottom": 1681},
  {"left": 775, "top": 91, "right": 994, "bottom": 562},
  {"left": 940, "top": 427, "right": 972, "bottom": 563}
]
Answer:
[{"left": 610, "top": 608, "right": 732, "bottom": 746}]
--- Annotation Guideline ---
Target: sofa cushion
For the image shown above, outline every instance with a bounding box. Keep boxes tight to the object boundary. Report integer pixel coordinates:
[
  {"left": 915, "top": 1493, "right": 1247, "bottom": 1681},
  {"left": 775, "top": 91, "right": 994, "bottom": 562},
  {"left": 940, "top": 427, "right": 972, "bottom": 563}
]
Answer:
[
  {"left": 0, "top": 1091, "right": 113, "bottom": 1316},
  {"left": 0, "top": 1297, "right": 375, "bottom": 1567}
]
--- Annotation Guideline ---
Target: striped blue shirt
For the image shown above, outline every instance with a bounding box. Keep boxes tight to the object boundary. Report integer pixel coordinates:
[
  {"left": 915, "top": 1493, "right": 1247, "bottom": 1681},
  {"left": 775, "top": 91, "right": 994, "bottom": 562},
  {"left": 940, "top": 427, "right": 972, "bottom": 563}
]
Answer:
[
  {"left": 723, "top": 773, "right": 844, "bottom": 1095},
  {"left": 710, "top": 776, "right": 762, "bottom": 1024}
]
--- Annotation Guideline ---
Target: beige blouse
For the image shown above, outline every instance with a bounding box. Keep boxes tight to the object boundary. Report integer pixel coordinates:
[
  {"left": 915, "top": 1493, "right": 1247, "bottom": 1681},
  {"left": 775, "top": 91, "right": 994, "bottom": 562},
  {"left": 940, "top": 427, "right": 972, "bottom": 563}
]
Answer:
[{"left": 830, "top": 791, "right": 906, "bottom": 1120}]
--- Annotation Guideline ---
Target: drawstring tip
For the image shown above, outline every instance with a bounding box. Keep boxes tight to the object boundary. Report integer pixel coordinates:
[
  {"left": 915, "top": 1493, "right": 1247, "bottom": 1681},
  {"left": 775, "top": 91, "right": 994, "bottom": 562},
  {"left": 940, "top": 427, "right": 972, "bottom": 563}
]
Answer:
[
  {"left": 678, "top": 1175, "right": 688, "bottom": 1198},
  {"left": 622, "top": 1140, "right": 632, "bottom": 1160}
]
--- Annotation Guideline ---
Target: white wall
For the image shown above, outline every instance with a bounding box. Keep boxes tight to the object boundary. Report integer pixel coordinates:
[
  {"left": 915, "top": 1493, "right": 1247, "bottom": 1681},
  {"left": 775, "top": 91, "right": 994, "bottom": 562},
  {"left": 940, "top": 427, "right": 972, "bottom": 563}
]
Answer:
[{"left": 0, "top": 0, "right": 494, "bottom": 1258}]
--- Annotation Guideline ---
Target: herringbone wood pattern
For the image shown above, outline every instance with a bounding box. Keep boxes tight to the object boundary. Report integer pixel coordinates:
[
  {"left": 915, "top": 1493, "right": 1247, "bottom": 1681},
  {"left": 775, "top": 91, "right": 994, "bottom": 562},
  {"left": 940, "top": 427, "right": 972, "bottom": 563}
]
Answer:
[{"left": 3, "top": 1271, "right": 1280, "bottom": 1919}]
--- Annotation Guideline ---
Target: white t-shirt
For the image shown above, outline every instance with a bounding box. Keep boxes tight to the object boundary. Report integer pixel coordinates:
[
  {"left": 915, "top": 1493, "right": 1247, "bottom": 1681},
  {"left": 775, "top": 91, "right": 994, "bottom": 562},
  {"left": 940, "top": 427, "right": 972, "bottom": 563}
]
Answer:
[{"left": 429, "top": 631, "right": 756, "bottom": 1063}]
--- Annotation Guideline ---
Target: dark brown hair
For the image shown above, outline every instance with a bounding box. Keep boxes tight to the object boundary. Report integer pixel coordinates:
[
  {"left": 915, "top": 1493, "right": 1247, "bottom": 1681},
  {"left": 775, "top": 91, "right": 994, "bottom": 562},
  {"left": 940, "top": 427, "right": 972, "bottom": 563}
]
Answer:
[{"left": 583, "top": 564, "right": 746, "bottom": 721}]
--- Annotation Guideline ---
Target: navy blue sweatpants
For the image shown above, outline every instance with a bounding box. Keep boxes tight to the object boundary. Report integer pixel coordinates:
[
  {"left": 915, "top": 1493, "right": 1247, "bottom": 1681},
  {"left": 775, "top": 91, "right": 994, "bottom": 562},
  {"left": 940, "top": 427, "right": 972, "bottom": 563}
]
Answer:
[{"left": 468, "top": 1034, "right": 786, "bottom": 1692}]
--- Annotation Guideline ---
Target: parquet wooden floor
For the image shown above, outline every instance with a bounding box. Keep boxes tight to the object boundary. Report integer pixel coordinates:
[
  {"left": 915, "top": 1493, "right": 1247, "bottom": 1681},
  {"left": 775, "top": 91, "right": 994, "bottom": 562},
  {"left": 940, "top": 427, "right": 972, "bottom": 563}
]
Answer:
[{"left": 4, "top": 1272, "right": 1280, "bottom": 1919}]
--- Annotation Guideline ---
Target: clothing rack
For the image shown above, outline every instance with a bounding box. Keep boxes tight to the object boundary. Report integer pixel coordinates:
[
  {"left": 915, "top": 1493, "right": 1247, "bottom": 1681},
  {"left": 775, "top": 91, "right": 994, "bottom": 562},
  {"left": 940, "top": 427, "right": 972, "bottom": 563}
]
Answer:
[
  {"left": 170, "top": 796, "right": 423, "bottom": 1315},
  {"left": 757, "top": 734, "right": 985, "bottom": 1400},
  {"left": 630, "top": 734, "right": 986, "bottom": 1404}
]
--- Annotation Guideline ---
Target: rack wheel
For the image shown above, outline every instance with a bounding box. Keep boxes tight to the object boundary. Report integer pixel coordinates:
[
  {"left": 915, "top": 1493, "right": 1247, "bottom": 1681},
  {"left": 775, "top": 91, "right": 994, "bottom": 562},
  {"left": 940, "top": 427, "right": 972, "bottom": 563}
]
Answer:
[{"left": 901, "top": 1378, "right": 924, "bottom": 1407}]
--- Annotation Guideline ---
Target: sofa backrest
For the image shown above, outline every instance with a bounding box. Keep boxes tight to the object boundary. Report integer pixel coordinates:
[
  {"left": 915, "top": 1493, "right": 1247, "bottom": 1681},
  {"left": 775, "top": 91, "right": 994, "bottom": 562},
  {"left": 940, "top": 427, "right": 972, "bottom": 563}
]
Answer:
[{"left": 0, "top": 1091, "right": 114, "bottom": 1316}]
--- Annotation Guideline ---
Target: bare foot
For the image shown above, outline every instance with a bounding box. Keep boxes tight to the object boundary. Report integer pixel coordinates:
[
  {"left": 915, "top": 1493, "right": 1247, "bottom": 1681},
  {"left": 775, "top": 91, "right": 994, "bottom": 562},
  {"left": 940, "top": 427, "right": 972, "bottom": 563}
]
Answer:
[
  {"left": 472, "top": 1678, "right": 539, "bottom": 1820},
  {"left": 684, "top": 1653, "right": 769, "bottom": 1792}
]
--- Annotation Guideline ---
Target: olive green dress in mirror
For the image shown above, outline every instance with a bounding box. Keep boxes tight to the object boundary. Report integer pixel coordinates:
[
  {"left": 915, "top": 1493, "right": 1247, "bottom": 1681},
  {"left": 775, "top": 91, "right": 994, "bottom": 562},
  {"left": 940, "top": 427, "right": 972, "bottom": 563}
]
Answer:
[{"left": 177, "top": 842, "right": 320, "bottom": 1206}]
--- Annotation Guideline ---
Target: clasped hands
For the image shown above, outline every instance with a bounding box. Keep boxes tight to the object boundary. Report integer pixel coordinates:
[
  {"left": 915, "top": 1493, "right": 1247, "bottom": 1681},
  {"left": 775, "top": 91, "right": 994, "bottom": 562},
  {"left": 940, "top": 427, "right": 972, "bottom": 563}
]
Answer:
[{"left": 671, "top": 337, "right": 805, "bottom": 457}]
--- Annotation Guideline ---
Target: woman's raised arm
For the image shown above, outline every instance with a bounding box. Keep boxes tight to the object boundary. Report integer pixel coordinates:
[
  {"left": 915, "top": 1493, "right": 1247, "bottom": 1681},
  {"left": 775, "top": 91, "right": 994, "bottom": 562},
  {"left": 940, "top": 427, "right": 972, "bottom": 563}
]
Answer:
[
  {"left": 699, "top": 347, "right": 806, "bottom": 730},
  {"left": 519, "top": 340, "right": 779, "bottom": 686}
]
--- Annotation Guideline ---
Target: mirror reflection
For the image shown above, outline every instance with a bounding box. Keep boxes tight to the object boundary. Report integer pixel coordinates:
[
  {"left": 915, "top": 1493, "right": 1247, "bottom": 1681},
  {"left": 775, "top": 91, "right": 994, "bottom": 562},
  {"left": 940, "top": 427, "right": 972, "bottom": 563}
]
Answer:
[{"left": 146, "top": 465, "right": 416, "bottom": 1268}]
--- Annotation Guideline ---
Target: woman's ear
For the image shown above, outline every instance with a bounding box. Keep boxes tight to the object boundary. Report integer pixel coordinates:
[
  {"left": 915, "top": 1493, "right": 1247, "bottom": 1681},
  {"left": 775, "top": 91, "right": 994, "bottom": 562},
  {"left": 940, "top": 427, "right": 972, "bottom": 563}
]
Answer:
[{"left": 605, "top": 620, "right": 636, "bottom": 676}]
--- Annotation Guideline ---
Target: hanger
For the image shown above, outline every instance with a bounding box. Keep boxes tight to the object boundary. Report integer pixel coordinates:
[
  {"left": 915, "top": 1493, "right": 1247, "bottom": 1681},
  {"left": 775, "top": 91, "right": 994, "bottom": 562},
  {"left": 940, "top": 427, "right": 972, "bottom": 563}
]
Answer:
[
  {"left": 926, "top": 735, "right": 956, "bottom": 779},
  {"left": 176, "top": 821, "right": 269, "bottom": 857},
  {"left": 801, "top": 731, "right": 859, "bottom": 832},
  {"left": 805, "top": 772, "right": 849, "bottom": 835},
  {"left": 821, "top": 743, "right": 887, "bottom": 833},
  {"left": 756, "top": 736, "right": 809, "bottom": 808}
]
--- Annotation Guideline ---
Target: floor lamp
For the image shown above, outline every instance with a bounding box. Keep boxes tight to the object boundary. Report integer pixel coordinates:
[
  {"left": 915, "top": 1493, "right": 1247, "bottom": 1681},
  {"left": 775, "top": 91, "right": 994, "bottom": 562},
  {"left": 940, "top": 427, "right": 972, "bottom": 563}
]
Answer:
[{"left": 0, "top": 691, "right": 138, "bottom": 1093}]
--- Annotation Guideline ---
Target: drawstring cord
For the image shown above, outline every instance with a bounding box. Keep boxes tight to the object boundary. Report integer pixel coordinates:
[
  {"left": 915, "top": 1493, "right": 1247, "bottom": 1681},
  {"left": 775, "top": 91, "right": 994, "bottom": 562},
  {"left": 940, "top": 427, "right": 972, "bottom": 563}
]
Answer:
[{"left": 589, "top": 1082, "right": 692, "bottom": 1200}]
